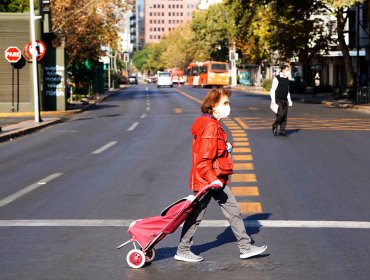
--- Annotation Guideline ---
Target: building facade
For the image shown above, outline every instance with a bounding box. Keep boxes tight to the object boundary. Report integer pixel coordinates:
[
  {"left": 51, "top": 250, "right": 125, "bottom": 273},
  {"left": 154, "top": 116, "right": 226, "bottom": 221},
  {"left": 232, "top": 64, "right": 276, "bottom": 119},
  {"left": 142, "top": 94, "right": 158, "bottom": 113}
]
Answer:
[{"left": 144, "top": 0, "right": 200, "bottom": 44}]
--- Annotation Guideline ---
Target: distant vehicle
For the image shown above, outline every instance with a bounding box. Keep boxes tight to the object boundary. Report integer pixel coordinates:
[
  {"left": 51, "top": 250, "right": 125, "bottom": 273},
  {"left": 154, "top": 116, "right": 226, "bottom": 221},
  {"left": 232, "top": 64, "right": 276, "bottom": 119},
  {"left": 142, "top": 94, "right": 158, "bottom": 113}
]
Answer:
[
  {"left": 128, "top": 76, "right": 138, "bottom": 84},
  {"left": 145, "top": 76, "right": 158, "bottom": 83},
  {"left": 187, "top": 61, "right": 230, "bottom": 87},
  {"left": 167, "top": 68, "right": 185, "bottom": 84},
  {"left": 157, "top": 71, "right": 173, "bottom": 88}
]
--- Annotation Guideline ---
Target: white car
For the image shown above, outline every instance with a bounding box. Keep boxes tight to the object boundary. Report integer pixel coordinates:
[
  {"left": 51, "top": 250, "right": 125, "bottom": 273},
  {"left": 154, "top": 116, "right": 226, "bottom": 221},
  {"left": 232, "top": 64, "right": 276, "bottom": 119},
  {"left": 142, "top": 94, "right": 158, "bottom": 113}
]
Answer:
[{"left": 157, "top": 71, "right": 173, "bottom": 88}]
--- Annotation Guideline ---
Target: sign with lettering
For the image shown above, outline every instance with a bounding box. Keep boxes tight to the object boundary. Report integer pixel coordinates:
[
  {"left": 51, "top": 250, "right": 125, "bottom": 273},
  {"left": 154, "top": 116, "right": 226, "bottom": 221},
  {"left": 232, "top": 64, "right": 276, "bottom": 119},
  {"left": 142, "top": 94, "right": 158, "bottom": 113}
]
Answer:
[{"left": 5, "top": 46, "right": 21, "bottom": 63}]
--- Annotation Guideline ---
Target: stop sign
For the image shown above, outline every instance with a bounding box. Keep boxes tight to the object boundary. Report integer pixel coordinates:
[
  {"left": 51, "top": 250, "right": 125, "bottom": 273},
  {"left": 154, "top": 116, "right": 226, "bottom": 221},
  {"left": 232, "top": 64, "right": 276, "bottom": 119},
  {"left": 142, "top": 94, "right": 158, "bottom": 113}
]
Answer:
[{"left": 4, "top": 46, "right": 22, "bottom": 63}]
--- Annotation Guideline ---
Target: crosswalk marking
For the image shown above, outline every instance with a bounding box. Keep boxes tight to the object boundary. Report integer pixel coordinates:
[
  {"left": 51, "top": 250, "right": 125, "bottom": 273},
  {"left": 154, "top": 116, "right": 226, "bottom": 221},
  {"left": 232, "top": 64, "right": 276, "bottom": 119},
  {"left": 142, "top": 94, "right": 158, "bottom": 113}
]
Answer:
[
  {"left": 232, "top": 173, "right": 257, "bottom": 183},
  {"left": 233, "top": 163, "right": 254, "bottom": 170},
  {"left": 223, "top": 118, "right": 263, "bottom": 214},
  {"left": 233, "top": 147, "right": 251, "bottom": 153},
  {"left": 236, "top": 117, "right": 370, "bottom": 131},
  {"left": 238, "top": 202, "right": 263, "bottom": 213},
  {"left": 232, "top": 186, "right": 259, "bottom": 196},
  {"left": 233, "top": 142, "right": 249, "bottom": 147},
  {"left": 233, "top": 155, "right": 253, "bottom": 161}
]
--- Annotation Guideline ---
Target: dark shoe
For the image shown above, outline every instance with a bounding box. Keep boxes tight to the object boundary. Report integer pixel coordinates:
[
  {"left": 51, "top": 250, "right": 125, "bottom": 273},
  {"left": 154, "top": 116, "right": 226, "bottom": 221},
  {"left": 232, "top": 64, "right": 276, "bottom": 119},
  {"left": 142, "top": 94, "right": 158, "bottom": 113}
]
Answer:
[
  {"left": 279, "top": 132, "right": 288, "bottom": 137},
  {"left": 272, "top": 127, "right": 278, "bottom": 136}
]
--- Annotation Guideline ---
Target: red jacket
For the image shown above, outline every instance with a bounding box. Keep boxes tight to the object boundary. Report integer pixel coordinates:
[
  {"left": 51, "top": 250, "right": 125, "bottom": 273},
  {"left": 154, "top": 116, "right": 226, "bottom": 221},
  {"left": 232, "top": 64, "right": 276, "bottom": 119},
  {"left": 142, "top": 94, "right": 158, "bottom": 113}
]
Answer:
[{"left": 190, "top": 114, "right": 230, "bottom": 191}]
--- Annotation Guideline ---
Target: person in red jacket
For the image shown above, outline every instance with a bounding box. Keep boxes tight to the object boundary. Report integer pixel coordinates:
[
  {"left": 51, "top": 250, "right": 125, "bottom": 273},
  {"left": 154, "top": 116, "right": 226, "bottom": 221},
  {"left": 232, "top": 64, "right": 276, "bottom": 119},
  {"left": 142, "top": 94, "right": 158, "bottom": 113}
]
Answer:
[{"left": 174, "top": 88, "right": 267, "bottom": 262}]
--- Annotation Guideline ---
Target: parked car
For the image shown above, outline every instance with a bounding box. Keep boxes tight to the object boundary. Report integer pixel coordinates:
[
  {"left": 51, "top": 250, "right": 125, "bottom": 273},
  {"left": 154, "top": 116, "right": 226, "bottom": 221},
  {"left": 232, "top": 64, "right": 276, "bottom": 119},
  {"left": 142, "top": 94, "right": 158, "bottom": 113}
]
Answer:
[
  {"left": 128, "top": 76, "right": 138, "bottom": 84},
  {"left": 157, "top": 71, "right": 173, "bottom": 88}
]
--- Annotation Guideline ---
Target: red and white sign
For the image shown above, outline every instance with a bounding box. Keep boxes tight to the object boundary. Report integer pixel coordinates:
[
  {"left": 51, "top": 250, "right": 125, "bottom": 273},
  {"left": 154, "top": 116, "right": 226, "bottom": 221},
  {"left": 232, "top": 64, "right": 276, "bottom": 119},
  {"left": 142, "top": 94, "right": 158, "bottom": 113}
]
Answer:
[
  {"left": 4, "top": 46, "right": 22, "bottom": 63},
  {"left": 26, "top": 40, "right": 46, "bottom": 61}
]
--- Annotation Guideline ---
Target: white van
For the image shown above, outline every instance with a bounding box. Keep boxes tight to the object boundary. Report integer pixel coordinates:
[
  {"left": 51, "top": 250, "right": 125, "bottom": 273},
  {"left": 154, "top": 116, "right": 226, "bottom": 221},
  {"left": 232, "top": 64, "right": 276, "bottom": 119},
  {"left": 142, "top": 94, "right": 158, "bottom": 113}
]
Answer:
[{"left": 157, "top": 71, "right": 173, "bottom": 88}]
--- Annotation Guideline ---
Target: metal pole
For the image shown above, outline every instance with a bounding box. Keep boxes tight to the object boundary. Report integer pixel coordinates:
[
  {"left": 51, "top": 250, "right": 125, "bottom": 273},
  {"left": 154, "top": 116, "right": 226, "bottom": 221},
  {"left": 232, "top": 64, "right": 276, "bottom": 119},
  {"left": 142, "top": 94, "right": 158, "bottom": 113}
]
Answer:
[
  {"left": 29, "top": 0, "right": 41, "bottom": 122},
  {"left": 230, "top": 41, "right": 237, "bottom": 87},
  {"left": 108, "top": 44, "right": 111, "bottom": 90}
]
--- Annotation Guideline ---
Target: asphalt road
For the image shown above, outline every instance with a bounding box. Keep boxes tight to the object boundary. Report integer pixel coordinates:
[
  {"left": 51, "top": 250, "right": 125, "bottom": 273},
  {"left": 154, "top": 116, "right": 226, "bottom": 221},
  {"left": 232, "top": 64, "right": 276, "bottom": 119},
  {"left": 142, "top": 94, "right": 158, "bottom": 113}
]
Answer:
[{"left": 0, "top": 84, "right": 369, "bottom": 280}]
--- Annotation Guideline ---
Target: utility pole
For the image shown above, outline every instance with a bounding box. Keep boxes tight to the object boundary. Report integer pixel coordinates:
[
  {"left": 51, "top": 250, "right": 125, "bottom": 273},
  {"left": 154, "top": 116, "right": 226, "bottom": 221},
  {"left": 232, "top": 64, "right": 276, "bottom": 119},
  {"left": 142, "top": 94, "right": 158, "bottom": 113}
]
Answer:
[{"left": 29, "top": 0, "right": 41, "bottom": 122}]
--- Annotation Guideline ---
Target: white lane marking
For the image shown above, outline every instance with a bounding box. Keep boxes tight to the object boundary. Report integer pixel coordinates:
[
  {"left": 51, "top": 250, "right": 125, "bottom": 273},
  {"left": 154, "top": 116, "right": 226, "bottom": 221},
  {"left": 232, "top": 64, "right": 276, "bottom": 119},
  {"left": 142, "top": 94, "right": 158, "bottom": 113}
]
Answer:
[
  {"left": 0, "top": 173, "right": 63, "bottom": 207},
  {"left": 146, "top": 107, "right": 150, "bottom": 111},
  {"left": 92, "top": 141, "right": 117, "bottom": 154},
  {"left": 0, "top": 219, "right": 369, "bottom": 229},
  {"left": 140, "top": 113, "right": 147, "bottom": 119},
  {"left": 127, "top": 122, "right": 139, "bottom": 131}
]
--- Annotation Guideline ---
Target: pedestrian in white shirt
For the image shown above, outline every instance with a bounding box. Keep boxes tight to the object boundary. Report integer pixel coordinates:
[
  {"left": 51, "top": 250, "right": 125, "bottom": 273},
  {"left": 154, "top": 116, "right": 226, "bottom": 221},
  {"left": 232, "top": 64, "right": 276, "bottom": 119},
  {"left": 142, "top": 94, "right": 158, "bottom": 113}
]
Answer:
[{"left": 270, "top": 64, "right": 293, "bottom": 137}]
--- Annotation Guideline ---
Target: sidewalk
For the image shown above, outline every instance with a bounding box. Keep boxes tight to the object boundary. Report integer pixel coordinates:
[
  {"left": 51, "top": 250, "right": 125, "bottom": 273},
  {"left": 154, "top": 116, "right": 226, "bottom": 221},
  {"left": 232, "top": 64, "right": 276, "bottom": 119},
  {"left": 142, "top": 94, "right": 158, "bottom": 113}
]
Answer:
[{"left": 0, "top": 91, "right": 115, "bottom": 143}]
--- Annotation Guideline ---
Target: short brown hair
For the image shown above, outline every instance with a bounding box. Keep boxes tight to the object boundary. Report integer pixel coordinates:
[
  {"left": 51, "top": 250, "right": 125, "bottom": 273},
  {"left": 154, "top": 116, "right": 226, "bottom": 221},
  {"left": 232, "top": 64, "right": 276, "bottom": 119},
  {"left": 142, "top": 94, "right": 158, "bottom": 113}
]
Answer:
[{"left": 201, "top": 88, "right": 232, "bottom": 114}]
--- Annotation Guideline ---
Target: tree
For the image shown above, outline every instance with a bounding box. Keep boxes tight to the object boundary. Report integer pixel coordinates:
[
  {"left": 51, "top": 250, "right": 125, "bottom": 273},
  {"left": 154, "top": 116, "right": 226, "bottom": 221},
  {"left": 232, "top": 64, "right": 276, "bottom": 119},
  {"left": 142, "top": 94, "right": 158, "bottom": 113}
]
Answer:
[
  {"left": 190, "top": 4, "right": 230, "bottom": 61},
  {"left": 50, "top": 0, "right": 133, "bottom": 65},
  {"left": 323, "top": 0, "right": 364, "bottom": 90},
  {"left": 0, "top": 0, "right": 31, "bottom": 12}
]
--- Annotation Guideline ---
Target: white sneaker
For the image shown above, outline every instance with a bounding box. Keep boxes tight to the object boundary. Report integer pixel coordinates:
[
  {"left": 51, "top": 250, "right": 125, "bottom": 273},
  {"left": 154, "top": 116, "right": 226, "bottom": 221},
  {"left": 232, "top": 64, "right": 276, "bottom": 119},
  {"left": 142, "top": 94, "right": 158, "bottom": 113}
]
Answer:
[
  {"left": 174, "top": 251, "right": 203, "bottom": 262},
  {"left": 240, "top": 245, "right": 268, "bottom": 259}
]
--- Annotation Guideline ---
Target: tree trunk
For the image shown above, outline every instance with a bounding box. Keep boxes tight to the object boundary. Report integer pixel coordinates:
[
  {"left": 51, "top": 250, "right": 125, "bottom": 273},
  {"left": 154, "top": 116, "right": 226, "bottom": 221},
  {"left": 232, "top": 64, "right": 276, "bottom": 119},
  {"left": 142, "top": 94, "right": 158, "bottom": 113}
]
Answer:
[{"left": 336, "top": 7, "right": 356, "bottom": 90}]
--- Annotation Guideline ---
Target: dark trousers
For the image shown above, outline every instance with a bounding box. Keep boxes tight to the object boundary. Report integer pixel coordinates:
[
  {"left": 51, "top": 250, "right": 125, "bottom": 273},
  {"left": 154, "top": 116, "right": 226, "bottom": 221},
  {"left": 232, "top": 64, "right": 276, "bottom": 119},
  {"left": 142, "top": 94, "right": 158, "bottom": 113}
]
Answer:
[{"left": 272, "top": 99, "right": 288, "bottom": 133}]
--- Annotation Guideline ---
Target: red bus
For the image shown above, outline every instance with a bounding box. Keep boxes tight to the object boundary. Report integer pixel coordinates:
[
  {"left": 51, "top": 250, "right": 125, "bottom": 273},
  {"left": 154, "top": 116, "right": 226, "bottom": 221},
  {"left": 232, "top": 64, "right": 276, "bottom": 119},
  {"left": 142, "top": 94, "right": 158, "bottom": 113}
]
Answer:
[{"left": 187, "top": 61, "right": 230, "bottom": 87}]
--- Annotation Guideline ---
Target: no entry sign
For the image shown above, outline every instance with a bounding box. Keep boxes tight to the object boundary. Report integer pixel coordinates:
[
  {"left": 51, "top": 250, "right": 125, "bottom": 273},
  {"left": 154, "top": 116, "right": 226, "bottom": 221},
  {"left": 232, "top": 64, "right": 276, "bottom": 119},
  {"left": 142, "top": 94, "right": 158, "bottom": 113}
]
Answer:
[
  {"left": 26, "top": 40, "right": 46, "bottom": 61},
  {"left": 4, "top": 46, "right": 22, "bottom": 63}
]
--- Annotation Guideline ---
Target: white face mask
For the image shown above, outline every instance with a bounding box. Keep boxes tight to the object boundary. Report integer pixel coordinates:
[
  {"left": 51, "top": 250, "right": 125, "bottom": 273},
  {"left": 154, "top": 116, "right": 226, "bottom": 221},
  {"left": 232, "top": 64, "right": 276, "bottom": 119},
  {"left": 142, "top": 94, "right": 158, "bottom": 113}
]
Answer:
[
  {"left": 214, "top": 103, "right": 231, "bottom": 119},
  {"left": 220, "top": 105, "right": 231, "bottom": 118}
]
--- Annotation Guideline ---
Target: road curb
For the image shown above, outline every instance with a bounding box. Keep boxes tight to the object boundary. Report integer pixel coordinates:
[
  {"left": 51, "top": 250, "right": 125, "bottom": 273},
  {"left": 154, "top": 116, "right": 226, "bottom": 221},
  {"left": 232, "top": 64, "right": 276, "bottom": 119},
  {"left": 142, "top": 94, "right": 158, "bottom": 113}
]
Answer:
[{"left": 0, "top": 118, "right": 62, "bottom": 143}]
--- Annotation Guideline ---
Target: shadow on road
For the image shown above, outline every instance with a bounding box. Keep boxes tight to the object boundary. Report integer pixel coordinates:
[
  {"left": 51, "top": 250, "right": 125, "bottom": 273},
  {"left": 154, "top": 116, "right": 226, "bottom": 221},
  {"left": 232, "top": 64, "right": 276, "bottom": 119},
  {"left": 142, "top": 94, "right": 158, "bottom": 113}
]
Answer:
[{"left": 154, "top": 213, "right": 272, "bottom": 261}]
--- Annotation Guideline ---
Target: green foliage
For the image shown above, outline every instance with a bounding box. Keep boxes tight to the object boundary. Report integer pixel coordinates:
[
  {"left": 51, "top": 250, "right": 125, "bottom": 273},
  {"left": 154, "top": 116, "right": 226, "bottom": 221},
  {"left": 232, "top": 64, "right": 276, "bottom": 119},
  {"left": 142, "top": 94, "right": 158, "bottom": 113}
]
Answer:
[
  {"left": 262, "top": 79, "right": 273, "bottom": 91},
  {"left": 0, "top": 0, "right": 32, "bottom": 13}
]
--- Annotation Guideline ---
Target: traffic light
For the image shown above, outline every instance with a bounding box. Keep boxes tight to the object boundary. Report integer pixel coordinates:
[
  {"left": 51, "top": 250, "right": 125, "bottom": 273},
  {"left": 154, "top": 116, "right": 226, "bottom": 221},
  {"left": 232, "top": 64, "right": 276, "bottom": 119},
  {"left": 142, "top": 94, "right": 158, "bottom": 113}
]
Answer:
[{"left": 123, "top": 52, "right": 129, "bottom": 63}]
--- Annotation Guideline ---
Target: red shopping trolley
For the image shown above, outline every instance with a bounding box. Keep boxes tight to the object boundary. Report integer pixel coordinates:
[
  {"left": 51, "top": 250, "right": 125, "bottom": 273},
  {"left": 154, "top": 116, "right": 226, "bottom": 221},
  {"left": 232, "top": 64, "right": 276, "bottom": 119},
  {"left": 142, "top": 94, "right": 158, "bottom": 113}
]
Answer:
[{"left": 117, "top": 183, "right": 220, "bottom": 268}]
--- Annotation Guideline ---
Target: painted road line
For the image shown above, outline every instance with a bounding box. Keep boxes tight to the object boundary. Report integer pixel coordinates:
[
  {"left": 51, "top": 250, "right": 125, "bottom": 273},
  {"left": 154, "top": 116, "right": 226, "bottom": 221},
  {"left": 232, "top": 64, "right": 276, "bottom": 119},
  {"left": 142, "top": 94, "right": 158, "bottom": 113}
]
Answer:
[
  {"left": 175, "top": 88, "right": 202, "bottom": 104},
  {"left": 229, "top": 130, "right": 245, "bottom": 133},
  {"left": 233, "top": 142, "right": 250, "bottom": 147},
  {"left": 232, "top": 173, "right": 257, "bottom": 183},
  {"left": 92, "top": 141, "right": 118, "bottom": 154},
  {"left": 5, "top": 219, "right": 360, "bottom": 228},
  {"left": 146, "top": 107, "right": 150, "bottom": 111},
  {"left": 2, "top": 219, "right": 369, "bottom": 229},
  {"left": 239, "top": 202, "right": 263, "bottom": 213},
  {"left": 234, "top": 117, "right": 248, "bottom": 129},
  {"left": 233, "top": 154, "right": 253, "bottom": 161},
  {"left": 127, "top": 122, "right": 139, "bottom": 131},
  {"left": 232, "top": 186, "right": 259, "bottom": 196},
  {"left": 233, "top": 147, "right": 252, "bottom": 153},
  {"left": 140, "top": 113, "right": 147, "bottom": 119},
  {"left": 233, "top": 163, "right": 254, "bottom": 171},
  {"left": 232, "top": 133, "right": 247, "bottom": 137},
  {"left": 233, "top": 137, "right": 248, "bottom": 142},
  {"left": 0, "top": 173, "right": 63, "bottom": 207}
]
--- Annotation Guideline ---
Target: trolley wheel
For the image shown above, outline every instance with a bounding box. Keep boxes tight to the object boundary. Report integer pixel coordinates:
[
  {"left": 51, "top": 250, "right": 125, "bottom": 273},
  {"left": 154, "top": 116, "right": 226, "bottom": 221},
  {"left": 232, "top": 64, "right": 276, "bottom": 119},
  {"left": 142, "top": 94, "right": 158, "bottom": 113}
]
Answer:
[
  {"left": 145, "top": 248, "right": 156, "bottom": 263},
  {"left": 126, "top": 249, "right": 146, "bottom": 269}
]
